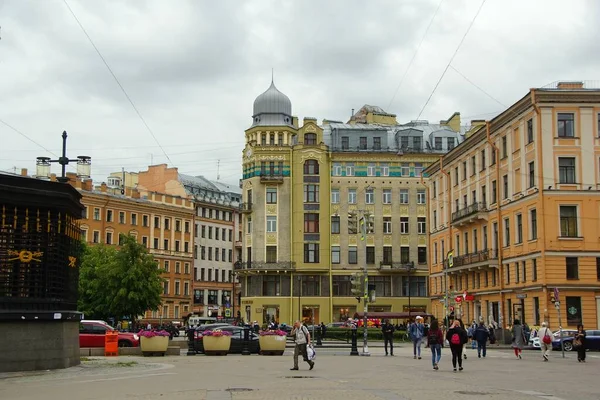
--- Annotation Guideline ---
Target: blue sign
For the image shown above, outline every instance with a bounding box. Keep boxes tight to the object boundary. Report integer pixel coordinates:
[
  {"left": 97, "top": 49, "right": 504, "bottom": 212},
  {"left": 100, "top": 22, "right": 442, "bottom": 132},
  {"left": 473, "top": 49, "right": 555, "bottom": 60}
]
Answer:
[{"left": 225, "top": 302, "right": 230, "bottom": 308}]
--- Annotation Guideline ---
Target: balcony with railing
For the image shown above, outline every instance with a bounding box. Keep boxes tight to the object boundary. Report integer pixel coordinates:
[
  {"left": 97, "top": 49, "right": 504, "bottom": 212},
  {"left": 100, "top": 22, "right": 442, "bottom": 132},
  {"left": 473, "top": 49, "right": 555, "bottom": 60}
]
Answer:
[
  {"left": 234, "top": 261, "right": 296, "bottom": 272},
  {"left": 378, "top": 261, "right": 428, "bottom": 272},
  {"left": 259, "top": 173, "right": 284, "bottom": 183},
  {"left": 451, "top": 202, "right": 488, "bottom": 226},
  {"left": 446, "top": 249, "right": 498, "bottom": 270},
  {"left": 239, "top": 202, "right": 252, "bottom": 213}
]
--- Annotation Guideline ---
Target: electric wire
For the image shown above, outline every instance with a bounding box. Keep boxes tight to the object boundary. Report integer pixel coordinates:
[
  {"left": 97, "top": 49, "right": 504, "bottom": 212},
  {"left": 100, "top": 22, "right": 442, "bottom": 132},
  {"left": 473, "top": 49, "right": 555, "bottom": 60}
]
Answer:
[
  {"left": 415, "top": 0, "right": 487, "bottom": 121},
  {"left": 62, "top": 0, "right": 173, "bottom": 166}
]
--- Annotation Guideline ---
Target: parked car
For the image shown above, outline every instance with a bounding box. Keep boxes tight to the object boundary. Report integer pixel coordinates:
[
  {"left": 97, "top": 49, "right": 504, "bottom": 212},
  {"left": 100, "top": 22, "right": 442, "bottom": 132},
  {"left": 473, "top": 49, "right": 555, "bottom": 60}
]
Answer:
[
  {"left": 553, "top": 329, "right": 600, "bottom": 351},
  {"left": 529, "top": 329, "right": 578, "bottom": 349},
  {"left": 194, "top": 325, "right": 260, "bottom": 354},
  {"left": 79, "top": 320, "right": 140, "bottom": 348}
]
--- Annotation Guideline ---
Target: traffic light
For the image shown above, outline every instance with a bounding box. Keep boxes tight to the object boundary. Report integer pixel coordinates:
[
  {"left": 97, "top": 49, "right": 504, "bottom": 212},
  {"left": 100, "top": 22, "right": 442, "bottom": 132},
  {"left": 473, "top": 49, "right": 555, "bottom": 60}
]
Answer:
[
  {"left": 549, "top": 291, "right": 556, "bottom": 304},
  {"left": 350, "top": 273, "right": 363, "bottom": 302}
]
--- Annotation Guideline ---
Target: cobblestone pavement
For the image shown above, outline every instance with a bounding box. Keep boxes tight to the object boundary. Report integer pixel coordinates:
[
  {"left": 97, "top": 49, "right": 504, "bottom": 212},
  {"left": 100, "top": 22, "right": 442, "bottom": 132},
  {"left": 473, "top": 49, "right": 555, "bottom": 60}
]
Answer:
[{"left": 0, "top": 345, "right": 597, "bottom": 400}]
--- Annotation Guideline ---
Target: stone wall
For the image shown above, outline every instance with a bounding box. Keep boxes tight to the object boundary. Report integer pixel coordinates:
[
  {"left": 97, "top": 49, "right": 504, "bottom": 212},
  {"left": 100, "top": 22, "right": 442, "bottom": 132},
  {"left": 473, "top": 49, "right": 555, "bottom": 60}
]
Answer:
[{"left": 0, "top": 320, "right": 80, "bottom": 372}]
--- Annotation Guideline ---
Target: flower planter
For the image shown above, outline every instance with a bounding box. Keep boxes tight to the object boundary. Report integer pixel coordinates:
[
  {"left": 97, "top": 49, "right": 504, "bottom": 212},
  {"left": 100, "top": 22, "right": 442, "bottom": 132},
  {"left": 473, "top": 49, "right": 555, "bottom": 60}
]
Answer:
[
  {"left": 203, "top": 336, "right": 231, "bottom": 356},
  {"left": 259, "top": 335, "right": 286, "bottom": 355},
  {"left": 140, "top": 336, "right": 169, "bottom": 357}
]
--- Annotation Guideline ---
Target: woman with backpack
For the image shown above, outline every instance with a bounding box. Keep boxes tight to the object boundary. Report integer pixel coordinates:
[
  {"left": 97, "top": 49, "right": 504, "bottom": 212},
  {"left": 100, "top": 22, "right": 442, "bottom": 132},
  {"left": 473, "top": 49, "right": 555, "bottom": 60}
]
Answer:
[
  {"left": 427, "top": 319, "right": 444, "bottom": 370},
  {"left": 538, "top": 322, "right": 552, "bottom": 362},
  {"left": 446, "top": 320, "right": 468, "bottom": 372}
]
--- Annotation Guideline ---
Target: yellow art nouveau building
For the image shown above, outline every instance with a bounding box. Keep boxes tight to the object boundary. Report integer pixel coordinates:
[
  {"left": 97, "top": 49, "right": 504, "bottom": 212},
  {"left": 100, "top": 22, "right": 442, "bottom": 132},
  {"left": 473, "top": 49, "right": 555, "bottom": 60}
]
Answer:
[
  {"left": 427, "top": 81, "right": 600, "bottom": 330},
  {"left": 238, "top": 80, "right": 464, "bottom": 325}
]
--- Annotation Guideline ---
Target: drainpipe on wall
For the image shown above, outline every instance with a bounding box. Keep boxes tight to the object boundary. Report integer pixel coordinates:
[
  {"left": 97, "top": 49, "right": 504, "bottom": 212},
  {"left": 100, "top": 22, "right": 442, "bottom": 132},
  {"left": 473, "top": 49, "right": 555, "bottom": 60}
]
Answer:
[
  {"left": 328, "top": 149, "right": 334, "bottom": 324},
  {"left": 486, "top": 121, "right": 506, "bottom": 344},
  {"left": 438, "top": 156, "right": 454, "bottom": 323},
  {"left": 289, "top": 140, "right": 294, "bottom": 323}
]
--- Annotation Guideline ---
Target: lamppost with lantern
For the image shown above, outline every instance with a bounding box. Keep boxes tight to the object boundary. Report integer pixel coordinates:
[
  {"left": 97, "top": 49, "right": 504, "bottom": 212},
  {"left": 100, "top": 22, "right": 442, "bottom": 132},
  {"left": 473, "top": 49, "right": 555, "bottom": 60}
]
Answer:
[{"left": 36, "top": 131, "right": 91, "bottom": 182}]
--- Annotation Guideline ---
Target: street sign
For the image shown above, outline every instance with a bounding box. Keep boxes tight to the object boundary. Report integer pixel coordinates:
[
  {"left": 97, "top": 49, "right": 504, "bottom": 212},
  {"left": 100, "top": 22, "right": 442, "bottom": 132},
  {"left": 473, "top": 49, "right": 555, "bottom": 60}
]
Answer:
[
  {"left": 464, "top": 295, "right": 475, "bottom": 301},
  {"left": 553, "top": 287, "right": 560, "bottom": 300},
  {"left": 554, "top": 301, "right": 560, "bottom": 309},
  {"left": 455, "top": 296, "right": 463, "bottom": 303},
  {"left": 225, "top": 302, "right": 231, "bottom": 308},
  {"left": 449, "top": 306, "right": 455, "bottom": 312},
  {"left": 224, "top": 309, "right": 231, "bottom": 318},
  {"left": 447, "top": 251, "right": 454, "bottom": 268},
  {"left": 516, "top": 293, "right": 527, "bottom": 299}
]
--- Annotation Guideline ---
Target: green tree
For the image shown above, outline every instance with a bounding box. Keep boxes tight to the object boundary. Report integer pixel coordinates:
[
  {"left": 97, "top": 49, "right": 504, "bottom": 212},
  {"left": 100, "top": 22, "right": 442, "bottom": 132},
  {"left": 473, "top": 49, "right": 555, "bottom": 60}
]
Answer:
[{"left": 79, "top": 235, "right": 163, "bottom": 322}]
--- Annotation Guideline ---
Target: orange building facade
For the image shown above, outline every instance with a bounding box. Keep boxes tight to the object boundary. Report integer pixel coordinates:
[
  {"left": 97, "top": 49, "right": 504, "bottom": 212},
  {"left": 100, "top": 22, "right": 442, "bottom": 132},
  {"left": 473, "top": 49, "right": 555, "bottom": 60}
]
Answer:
[
  {"left": 427, "top": 82, "right": 600, "bottom": 331},
  {"left": 73, "top": 177, "right": 195, "bottom": 323}
]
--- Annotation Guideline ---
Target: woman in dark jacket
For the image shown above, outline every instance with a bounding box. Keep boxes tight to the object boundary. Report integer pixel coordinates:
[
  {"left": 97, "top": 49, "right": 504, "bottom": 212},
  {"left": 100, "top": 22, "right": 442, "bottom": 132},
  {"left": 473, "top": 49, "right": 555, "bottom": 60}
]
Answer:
[
  {"left": 575, "top": 324, "right": 586, "bottom": 362},
  {"left": 446, "top": 320, "right": 468, "bottom": 372}
]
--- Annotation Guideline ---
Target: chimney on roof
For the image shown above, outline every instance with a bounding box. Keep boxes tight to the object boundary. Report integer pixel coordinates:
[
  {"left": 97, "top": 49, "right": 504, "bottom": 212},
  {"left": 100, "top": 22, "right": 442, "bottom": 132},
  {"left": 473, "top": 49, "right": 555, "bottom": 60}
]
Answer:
[
  {"left": 351, "top": 108, "right": 354, "bottom": 118},
  {"left": 131, "top": 189, "right": 140, "bottom": 199},
  {"left": 83, "top": 179, "right": 93, "bottom": 191},
  {"left": 557, "top": 81, "right": 584, "bottom": 89},
  {"left": 100, "top": 182, "right": 107, "bottom": 193},
  {"left": 20, "top": 168, "right": 28, "bottom": 177}
]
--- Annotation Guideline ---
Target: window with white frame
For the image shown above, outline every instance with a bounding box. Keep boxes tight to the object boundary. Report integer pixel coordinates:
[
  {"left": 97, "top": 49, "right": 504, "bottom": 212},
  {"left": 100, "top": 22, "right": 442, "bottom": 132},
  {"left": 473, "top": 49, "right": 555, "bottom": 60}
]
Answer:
[
  {"left": 382, "top": 189, "right": 392, "bottom": 204},
  {"left": 381, "top": 163, "right": 389, "bottom": 176},
  {"left": 367, "top": 163, "right": 376, "bottom": 176},
  {"left": 346, "top": 163, "right": 355, "bottom": 176},
  {"left": 400, "top": 217, "right": 409, "bottom": 234},
  {"left": 348, "top": 189, "right": 357, "bottom": 204},
  {"left": 414, "top": 163, "right": 423, "bottom": 177},
  {"left": 417, "top": 190, "right": 426, "bottom": 204},
  {"left": 400, "top": 189, "right": 409, "bottom": 204},
  {"left": 559, "top": 205, "right": 578, "bottom": 237},
  {"left": 365, "top": 188, "right": 374, "bottom": 204},
  {"left": 383, "top": 217, "right": 392, "bottom": 234},
  {"left": 333, "top": 163, "right": 342, "bottom": 176},
  {"left": 266, "top": 216, "right": 277, "bottom": 232},
  {"left": 331, "top": 189, "right": 340, "bottom": 204},
  {"left": 417, "top": 217, "right": 426, "bottom": 234},
  {"left": 401, "top": 163, "right": 410, "bottom": 177}
]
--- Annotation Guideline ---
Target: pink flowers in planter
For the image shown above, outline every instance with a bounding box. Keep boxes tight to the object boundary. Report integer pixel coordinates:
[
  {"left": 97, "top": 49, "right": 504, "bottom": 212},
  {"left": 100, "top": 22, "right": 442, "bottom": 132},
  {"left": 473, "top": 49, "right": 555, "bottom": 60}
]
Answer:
[
  {"left": 259, "top": 329, "right": 287, "bottom": 336},
  {"left": 202, "top": 329, "right": 232, "bottom": 337},
  {"left": 138, "top": 329, "right": 170, "bottom": 338}
]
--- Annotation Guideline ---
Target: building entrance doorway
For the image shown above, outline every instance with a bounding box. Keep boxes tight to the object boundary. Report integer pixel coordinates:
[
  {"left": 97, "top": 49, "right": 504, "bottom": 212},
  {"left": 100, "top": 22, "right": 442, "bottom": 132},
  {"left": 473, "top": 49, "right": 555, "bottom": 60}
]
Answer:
[{"left": 302, "top": 306, "right": 319, "bottom": 325}]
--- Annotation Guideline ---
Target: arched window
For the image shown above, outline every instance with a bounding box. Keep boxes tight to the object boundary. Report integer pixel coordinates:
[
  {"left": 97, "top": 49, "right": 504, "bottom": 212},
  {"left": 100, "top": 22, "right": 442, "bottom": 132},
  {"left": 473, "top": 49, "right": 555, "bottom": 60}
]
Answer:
[
  {"left": 305, "top": 133, "right": 317, "bottom": 145},
  {"left": 304, "top": 160, "right": 319, "bottom": 175}
]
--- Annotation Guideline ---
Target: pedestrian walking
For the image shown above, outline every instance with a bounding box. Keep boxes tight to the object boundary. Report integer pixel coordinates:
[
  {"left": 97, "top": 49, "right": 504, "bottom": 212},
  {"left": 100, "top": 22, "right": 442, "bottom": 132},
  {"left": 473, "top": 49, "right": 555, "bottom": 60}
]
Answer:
[
  {"left": 474, "top": 321, "right": 489, "bottom": 358},
  {"left": 457, "top": 318, "right": 468, "bottom": 360},
  {"left": 290, "top": 320, "right": 314, "bottom": 371},
  {"left": 409, "top": 316, "right": 425, "bottom": 359},
  {"left": 381, "top": 319, "right": 395, "bottom": 356},
  {"left": 320, "top": 322, "right": 327, "bottom": 339},
  {"left": 511, "top": 319, "right": 527, "bottom": 359},
  {"left": 538, "top": 322, "right": 552, "bottom": 362},
  {"left": 446, "top": 320, "right": 468, "bottom": 372},
  {"left": 574, "top": 324, "right": 586, "bottom": 363},
  {"left": 427, "top": 319, "right": 444, "bottom": 370}
]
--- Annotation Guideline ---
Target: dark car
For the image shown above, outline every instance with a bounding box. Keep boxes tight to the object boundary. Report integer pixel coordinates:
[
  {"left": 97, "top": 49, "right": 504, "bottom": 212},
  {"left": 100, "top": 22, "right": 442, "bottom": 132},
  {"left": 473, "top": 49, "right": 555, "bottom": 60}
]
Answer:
[
  {"left": 553, "top": 330, "right": 600, "bottom": 351},
  {"left": 194, "top": 325, "right": 260, "bottom": 354}
]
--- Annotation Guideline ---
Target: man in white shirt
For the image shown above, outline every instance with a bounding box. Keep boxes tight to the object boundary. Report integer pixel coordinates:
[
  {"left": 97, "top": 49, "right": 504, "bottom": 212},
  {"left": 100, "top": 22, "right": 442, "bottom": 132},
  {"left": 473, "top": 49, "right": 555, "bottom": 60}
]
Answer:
[
  {"left": 290, "top": 320, "right": 314, "bottom": 370},
  {"left": 538, "top": 321, "right": 552, "bottom": 362}
]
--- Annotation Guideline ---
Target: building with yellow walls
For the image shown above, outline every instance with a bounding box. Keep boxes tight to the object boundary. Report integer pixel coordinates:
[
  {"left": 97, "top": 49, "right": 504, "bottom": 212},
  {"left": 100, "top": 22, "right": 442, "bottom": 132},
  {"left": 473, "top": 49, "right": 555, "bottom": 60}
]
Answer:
[
  {"left": 239, "top": 81, "right": 464, "bottom": 325},
  {"left": 426, "top": 81, "right": 600, "bottom": 331}
]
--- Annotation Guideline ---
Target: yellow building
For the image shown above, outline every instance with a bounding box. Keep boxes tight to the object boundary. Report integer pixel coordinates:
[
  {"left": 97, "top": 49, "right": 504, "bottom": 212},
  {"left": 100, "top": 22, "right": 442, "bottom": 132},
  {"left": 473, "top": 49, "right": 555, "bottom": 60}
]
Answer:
[
  {"left": 239, "top": 81, "right": 464, "bottom": 325},
  {"left": 426, "top": 81, "right": 600, "bottom": 331}
]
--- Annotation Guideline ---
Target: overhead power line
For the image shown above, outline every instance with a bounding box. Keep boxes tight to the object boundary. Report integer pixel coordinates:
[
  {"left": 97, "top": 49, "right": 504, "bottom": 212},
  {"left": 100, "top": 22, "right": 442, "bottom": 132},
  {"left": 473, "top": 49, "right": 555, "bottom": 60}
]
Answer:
[
  {"left": 0, "top": 118, "right": 59, "bottom": 158},
  {"left": 415, "top": 0, "right": 487, "bottom": 121},
  {"left": 62, "top": 0, "right": 173, "bottom": 166},
  {"left": 387, "top": 0, "right": 445, "bottom": 111}
]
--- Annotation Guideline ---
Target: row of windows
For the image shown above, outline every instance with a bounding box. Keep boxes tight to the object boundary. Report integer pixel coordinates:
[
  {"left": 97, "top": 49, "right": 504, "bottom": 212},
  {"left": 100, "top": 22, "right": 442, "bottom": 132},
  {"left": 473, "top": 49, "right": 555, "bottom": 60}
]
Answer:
[
  {"left": 162, "top": 279, "right": 191, "bottom": 296},
  {"left": 431, "top": 269, "right": 500, "bottom": 294},
  {"left": 85, "top": 207, "right": 192, "bottom": 232},
  {"left": 193, "top": 289, "right": 232, "bottom": 305},
  {"left": 197, "top": 207, "right": 236, "bottom": 223},
  {"left": 247, "top": 275, "right": 428, "bottom": 297},
  {"left": 332, "top": 162, "right": 424, "bottom": 177},
  {"left": 82, "top": 230, "right": 191, "bottom": 253},
  {"left": 196, "top": 225, "right": 234, "bottom": 241},
  {"left": 332, "top": 188, "right": 426, "bottom": 205},
  {"left": 161, "top": 260, "right": 191, "bottom": 274},
  {"left": 196, "top": 246, "right": 234, "bottom": 263},
  {"left": 150, "top": 304, "right": 188, "bottom": 319},
  {"left": 196, "top": 268, "right": 233, "bottom": 283}
]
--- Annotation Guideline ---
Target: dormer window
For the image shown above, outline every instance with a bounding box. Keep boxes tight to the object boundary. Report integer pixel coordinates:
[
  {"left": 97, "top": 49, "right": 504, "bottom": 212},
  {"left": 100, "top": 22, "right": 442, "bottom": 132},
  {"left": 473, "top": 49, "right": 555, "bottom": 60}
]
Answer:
[
  {"left": 108, "top": 177, "right": 121, "bottom": 188},
  {"left": 305, "top": 133, "right": 317, "bottom": 145},
  {"left": 447, "top": 137, "right": 455, "bottom": 150},
  {"left": 434, "top": 137, "right": 443, "bottom": 150}
]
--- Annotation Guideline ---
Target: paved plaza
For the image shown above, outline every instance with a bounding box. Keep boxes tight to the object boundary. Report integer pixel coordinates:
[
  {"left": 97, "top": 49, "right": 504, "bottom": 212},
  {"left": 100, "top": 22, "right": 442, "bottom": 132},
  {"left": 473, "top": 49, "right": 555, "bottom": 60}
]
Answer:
[{"left": 0, "top": 345, "right": 597, "bottom": 400}]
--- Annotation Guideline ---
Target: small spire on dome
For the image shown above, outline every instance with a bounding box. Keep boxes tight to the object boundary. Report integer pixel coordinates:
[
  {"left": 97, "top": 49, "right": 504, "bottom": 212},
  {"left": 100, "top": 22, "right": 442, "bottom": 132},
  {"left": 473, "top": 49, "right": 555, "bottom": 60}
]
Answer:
[{"left": 271, "top": 68, "right": 274, "bottom": 83}]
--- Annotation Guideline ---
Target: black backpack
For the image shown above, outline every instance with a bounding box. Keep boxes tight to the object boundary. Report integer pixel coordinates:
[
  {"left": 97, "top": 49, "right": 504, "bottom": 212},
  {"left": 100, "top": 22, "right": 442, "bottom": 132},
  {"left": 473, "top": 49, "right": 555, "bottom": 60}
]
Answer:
[{"left": 428, "top": 330, "right": 439, "bottom": 345}]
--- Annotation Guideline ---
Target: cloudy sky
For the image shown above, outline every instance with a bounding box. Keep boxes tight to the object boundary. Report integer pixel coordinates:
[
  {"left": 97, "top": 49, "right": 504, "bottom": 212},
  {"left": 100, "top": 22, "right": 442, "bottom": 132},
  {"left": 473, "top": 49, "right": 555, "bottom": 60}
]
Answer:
[{"left": 1, "top": 0, "right": 598, "bottom": 185}]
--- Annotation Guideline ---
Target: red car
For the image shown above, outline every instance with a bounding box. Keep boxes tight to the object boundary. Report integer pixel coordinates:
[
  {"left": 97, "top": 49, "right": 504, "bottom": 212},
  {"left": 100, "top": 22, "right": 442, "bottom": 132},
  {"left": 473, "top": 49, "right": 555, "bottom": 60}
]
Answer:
[{"left": 79, "top": 320, "right": 140, "bottom": 348}]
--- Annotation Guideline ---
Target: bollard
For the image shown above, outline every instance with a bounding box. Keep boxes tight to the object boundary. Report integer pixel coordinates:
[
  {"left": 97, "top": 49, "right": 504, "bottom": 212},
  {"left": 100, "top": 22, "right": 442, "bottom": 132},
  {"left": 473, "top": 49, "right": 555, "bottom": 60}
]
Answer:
[
  {"left": 350, "top": 328, "right": 359, "bottom": 356},
  {"left": 242, "top": 326, "right": 251, "bottom": 355},
  {"left": 316, "top": 328, "right": 322, "bottom": 346},
  {"left": 186, "top": 327, "right": 196, "bottom": 356}
]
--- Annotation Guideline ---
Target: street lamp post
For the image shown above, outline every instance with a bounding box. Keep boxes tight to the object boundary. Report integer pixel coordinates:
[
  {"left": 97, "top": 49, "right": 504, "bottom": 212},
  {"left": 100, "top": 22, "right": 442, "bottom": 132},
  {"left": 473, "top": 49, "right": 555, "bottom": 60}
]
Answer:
[
  {"left": 297, "top": 275, "right": 302, "bottom": 323},
  {"left": 405, "top": 261, "right": 415, "bottom": 319},
  {"left": 36, "top": 131, "right": 91, "bottom": 183}
]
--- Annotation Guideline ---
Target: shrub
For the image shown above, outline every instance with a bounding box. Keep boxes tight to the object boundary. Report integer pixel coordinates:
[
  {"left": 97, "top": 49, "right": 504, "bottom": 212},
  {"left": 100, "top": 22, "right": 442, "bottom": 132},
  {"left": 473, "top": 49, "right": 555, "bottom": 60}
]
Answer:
[
  {"left": 138, "top": 329, "right": 170, "bottom": 338},
  {"left": 260, "top": 329, "right": 287, "bottom": 336},
  {"left": 202, "top": 329, "right": 232, "bottom": 337}
]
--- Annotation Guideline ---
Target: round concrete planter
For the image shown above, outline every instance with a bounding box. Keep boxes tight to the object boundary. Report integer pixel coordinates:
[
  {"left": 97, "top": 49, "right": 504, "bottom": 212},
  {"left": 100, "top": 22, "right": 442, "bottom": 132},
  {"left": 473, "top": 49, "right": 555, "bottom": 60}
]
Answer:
[
  {"left": 203, "top": 336, "right": 231, "bottom": 356},
  {"left": 259, "top": 335, "right": 286, "bottom": 355},
  {"left": 140, "top": 336, "right": 169, "bottom": 357}
]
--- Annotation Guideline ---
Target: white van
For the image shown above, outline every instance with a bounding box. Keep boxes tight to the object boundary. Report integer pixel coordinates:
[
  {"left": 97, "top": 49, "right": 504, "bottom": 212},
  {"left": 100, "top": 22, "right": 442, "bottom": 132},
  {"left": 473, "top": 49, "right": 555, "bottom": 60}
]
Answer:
[{"left": 188, "top": 316, "right": 216, "bottom": 327}]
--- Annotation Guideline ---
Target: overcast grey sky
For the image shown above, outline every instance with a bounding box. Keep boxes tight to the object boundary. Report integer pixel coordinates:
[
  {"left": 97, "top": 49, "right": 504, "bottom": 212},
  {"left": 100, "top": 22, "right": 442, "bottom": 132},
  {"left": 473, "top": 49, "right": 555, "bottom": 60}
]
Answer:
[{"left": 1, "top": 0, "right": 598, "bottom": 185}]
